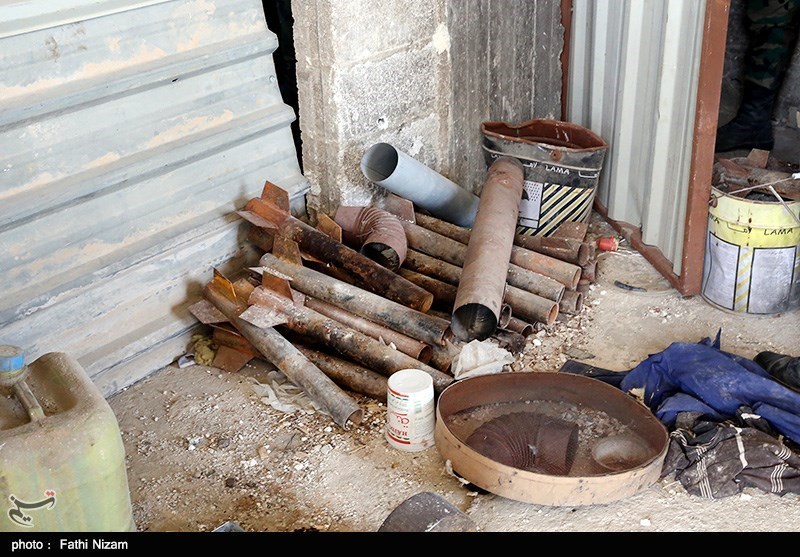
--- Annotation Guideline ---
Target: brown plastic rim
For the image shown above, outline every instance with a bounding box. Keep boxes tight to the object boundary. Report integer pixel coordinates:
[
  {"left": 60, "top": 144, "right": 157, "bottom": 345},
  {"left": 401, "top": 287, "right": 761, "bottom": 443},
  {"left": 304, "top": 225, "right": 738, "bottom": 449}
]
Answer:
[{"left": 434, "top": 371, "right": 669, "bottom": 506}]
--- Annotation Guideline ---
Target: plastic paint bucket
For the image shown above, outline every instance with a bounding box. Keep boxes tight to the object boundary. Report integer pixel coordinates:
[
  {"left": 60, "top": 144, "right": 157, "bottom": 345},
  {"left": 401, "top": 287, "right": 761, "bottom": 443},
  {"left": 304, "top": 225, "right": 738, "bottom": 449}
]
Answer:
[
  {"left": 386, "top": 369, "right": 435, "bottom": 452},
  {"left": 702, "top": 186, "right": 800, "bottom": 314}
]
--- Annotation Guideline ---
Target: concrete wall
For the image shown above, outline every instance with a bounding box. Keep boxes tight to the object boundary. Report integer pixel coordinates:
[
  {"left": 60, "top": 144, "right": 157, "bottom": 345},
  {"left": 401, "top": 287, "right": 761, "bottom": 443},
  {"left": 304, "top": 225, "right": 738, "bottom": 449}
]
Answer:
[
  {"left": 292, "top": 0, "right": 451, "bottom": 216},
  {"left": 448, "top": 0, "right": 564, "bottom": 193},
  {"left": 293, "top": 0, "right": 565, "bottom": 217}
]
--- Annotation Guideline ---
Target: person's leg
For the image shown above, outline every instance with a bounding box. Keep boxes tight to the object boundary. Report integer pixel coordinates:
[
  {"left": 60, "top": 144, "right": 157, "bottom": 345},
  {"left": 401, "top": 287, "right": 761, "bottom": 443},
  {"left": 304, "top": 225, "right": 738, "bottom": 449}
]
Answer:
[{"left": 716, "top": 0, "right": 800, "bottom": 152}]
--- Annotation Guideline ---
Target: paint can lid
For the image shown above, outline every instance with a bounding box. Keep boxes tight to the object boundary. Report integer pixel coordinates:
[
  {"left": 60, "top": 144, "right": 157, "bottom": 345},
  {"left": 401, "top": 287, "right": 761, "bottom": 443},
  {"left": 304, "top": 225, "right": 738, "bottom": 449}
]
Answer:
[{"left": 0, "top": 345, "right": 25, "bottom": 373}]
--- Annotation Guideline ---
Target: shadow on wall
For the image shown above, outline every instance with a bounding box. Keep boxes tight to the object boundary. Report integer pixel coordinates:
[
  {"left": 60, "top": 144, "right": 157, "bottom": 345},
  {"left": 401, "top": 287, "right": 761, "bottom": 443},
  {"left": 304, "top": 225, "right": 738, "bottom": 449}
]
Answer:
[{"left": 263, "top": 0, "right": 303, "bottom": 170}]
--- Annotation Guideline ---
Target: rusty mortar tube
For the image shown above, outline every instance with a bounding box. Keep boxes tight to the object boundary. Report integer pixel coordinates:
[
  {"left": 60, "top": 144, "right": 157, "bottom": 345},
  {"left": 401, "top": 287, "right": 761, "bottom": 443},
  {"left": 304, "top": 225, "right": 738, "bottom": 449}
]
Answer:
[
  {"left": 398, "top": 268, "right": 458, "bottom": 308},
  {"left": 258, "top": 253, "right": 451, "bottom": 348},
  {"left": 303, "top": 296, "right": 432, "bottom": 364},
  {"left": 248, "top": 284, "right": 454, "bottom": 394},
  {"left": 361, "top": 142, "right": 480, "bottom": 227},
  {"left": 451, "top": 157, "right": 524, "bottom": 342},
  {"left": 413, "top": 211, "right": 582, "bottom": 289},
  {"left": 203, "top": 283, "right": 363, "bottom": 429},
  {"left": 402, "top": 224, "right": 565, "bottom": 303},
  {"left": 559, "top": 289, "right": 585, "bottom": 315},
  {"left": 505, "top": 316, "right": 534, "bottom": 337},
  {"left": 247, "top": 225, "right": 275, "bottom": 254},
  {"left": 245, "top": 196, "right": 432, "bottom": 313},
  {"left": 293, "top": 343, "right": 389, "bottom": 402},
  {"left": 513, "top": 234, "right": 593, "bottom": 266},
  {"left": 403, "top": 249, "right": 557, "bottom": 325},
  {"left": 503, "top": 283, "right": 559, "bottom": 325},
  {"left": 334, "top": 206, "right": 408, "bottom": 271}
]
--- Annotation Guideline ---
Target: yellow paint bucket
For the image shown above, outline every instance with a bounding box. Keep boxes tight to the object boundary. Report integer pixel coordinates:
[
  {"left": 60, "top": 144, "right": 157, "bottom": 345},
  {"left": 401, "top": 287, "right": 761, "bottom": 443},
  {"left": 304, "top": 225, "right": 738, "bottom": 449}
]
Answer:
[{"left": 701, "top": 186, "right": 800, "bottom": 314}]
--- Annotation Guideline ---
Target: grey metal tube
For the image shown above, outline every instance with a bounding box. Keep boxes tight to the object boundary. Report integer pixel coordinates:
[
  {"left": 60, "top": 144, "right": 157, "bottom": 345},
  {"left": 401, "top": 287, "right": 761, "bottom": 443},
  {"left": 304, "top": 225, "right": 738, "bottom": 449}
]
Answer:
[{"left": 360, "top": 143, "right": 479, "bottom": 228}]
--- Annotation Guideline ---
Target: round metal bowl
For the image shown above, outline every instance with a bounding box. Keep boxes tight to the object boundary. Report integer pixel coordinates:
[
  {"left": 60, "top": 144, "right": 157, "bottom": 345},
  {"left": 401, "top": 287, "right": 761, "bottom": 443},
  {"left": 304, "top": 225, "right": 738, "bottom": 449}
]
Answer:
[{"left": 434, "top": 371, "right": 669, "bottom": 506}]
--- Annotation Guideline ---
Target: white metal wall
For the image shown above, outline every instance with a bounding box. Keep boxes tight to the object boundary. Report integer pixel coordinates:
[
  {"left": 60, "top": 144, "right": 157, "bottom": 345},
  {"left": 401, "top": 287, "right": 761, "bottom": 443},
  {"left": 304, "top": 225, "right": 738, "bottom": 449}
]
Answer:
[
  {"left": 567, "top": 0, "right": 706, "bottom": 275},
  {"left": 0, "top": 0, "right": 308, "bottom": 395}
]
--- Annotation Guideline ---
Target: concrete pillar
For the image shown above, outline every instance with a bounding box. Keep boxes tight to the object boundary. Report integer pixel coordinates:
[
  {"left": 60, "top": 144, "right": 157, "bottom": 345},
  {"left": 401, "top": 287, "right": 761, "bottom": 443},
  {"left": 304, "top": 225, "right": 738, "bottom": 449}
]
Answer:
[{"left": 293, "top": 0, "right": 452, "bottom": 217}]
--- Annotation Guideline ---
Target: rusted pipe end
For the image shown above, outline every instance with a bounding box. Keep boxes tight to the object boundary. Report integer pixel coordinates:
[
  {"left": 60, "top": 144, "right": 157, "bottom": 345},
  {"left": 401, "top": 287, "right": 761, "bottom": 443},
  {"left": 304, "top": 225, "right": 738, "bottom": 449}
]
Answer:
[
  {"left": 545, "top": 302, "right": 559, "bottom": 326},
  {"left": 567, "top": 268, "right": 582, "bottom": 290},
  {"left": 451, "top": 303, "right": 499, "bottom": 342},
  {"left": 417, "top": 345, "right": 433, "bottom": 365},
  {"left": 577, "top": 243, "right": 593, "bottom": 266},
  {"left": 498, "top": 304, "right": 512, "bottom": 328},
  {"left": 572, "top": 292, "right": 584, "bottom": 313}
]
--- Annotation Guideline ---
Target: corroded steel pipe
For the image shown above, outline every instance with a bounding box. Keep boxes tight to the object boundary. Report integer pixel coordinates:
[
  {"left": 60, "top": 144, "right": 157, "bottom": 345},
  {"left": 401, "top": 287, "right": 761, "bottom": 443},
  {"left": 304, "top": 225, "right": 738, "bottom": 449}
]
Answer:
[
  {"left": 247, "top": 283, "right": 454, "bottom": 393},
  {"left": 402, "top": 229, "right": 565, "bottom": 303},
  {"left": 581, "top": 260, "right": 597, "bottom": 283},
  {"left": 451, "top": 157, "right": 524, "bottom": 341},
  {"left": 403, "top": 249, "right": 557, "bottom": 325},
  {"left": 505, "top": 317, "right": 534, "bottom": 337},
  {"left": 304, "top": 296, "right": 432, "bottom": 364},
  {"left": 398, "top": 268, "right": 458, "bottom": 308},
  {"left": 334, "top": 206, "right": 408, "bottom": 271},
  {"left": 413, "top": 211, "right": 583, "bottom": 288},
  {"left": 559, "top": 289, "right": 585, "bottom": 315},
  {"left": 203, "top": 282, "right": 362, "bottom": 429},
  {"left": 514, "top": 234, "right": 594, "bottom": 266},
  {"left": 294, "top": 343, "right": 389, "bottom": 402},
  {"left": 244, "top": 185, "right": 432, "bottom": 312},
  {"left": 258, "top": 253, "right": 452, "bottom": 348}
]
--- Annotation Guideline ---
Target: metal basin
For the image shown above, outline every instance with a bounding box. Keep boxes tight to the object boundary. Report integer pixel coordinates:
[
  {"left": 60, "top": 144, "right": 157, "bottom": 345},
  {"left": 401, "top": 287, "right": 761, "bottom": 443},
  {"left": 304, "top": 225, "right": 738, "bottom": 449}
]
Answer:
[{"left": 434, "top": 371, "right": 669, "bottom": 506}]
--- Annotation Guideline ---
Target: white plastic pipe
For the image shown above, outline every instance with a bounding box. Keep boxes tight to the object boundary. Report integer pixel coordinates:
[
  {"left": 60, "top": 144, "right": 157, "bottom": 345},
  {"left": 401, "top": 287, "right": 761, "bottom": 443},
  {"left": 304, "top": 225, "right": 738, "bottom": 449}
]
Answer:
[{"left": 360, "top": 143, "right": 479, "bottom": 228}]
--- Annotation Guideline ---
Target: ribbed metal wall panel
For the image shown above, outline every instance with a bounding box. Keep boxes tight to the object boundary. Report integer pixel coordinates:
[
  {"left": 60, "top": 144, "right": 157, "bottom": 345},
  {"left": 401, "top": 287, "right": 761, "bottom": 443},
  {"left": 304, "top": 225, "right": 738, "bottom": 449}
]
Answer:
[
  {"left": 567, "top": 0, "right": 706, "bottom": 275},
  {"left": 0, "top": 0, "right": 308, "bottom": 395}
]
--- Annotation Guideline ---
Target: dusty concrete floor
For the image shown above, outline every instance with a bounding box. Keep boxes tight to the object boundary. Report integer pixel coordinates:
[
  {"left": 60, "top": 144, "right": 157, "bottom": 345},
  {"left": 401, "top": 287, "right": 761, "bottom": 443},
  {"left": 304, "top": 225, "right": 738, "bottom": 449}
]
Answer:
[{"left": 109, "top": 213, "right": 800, "bottom": 533}]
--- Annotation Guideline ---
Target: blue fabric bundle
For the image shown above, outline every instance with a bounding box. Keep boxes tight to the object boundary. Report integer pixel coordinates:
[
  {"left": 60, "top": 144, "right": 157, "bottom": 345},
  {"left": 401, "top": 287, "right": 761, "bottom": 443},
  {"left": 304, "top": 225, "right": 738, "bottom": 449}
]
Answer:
[{"left": 619, "top": 331, "right": 800, "bottom": 445}]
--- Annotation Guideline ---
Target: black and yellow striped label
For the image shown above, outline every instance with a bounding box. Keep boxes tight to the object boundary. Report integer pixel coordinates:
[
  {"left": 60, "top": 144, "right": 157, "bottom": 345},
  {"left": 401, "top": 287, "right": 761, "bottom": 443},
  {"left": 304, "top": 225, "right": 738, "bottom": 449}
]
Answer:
[{"left": 517, "top": 181, "right": 596, "bottom": 237}]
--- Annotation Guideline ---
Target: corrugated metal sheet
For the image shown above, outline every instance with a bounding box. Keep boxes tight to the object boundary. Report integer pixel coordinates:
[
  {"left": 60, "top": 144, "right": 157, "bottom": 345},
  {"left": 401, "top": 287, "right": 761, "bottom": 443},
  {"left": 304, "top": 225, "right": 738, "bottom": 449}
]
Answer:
[
  {"left": 0, "top": 0, "right": 308, "bottom": 395},
  {"left": 567, "top": 0, "right": 706, "bottom": 275}
]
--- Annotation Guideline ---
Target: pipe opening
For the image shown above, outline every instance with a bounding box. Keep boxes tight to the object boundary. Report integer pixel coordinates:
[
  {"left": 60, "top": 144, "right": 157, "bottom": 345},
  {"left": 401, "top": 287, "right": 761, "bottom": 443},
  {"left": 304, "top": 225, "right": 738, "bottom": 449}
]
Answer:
[
  {"left": 417, "top": 344, "right": 433, "bottom": 365},
  {"left": 498, "top": 304, "right": 512, "bottom": 328},
  {"left": 361, "top": 241, "right": 401, "bottom": 271},
  {"left": 361, "top": 143, "right": 399, "bottom": 182},
  {"left": 451, "top": 303, "right": 498, "bottom": 342}
]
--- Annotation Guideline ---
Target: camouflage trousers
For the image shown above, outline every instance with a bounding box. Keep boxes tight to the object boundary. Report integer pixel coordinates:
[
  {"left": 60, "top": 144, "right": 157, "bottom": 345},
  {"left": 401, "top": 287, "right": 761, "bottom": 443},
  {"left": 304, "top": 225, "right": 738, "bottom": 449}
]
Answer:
[{"left": 745, "top": 0, "right": 800, "bottom": 90}]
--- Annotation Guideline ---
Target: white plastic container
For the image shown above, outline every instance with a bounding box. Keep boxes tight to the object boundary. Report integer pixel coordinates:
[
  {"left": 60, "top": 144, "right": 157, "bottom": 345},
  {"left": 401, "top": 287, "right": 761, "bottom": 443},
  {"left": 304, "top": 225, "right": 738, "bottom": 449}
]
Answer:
[{"left": 385, "top": 369, "right": 435, "bottom": 452}]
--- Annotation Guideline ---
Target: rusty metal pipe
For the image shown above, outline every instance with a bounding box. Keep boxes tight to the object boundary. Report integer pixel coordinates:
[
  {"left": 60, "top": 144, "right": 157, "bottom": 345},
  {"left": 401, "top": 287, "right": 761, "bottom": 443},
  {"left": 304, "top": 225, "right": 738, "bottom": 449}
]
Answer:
[
  {"left": 257, "top": 253, "right": 451, "bottom": 347},
  {"left": 503, "top": 284, "right": 559, "bottom": 326},
  {"left": 203, "top": 282, "right": 363, "bottom": 429},
  {"left": 334, "top": 206, "right": 408, "bottom": 271},
  {"left": 293, "top": 343, "right": 389, "bottom": 402},
  {"left": 398, "top": 268, "right": 458, "bottom": 308},
  {"left": 403, "top": 249, "right": 557, "bottom": 325},
  {"left": 505, "top": 317, "right": 534, "bottom": 337},
  {"left": 244, "top": 185, "right": 432, "bottom": 312},
  {"left": 559, "top": 289, "right": 585, "bottom": 315},
  {"left": 402, "top": 221, "right": 565, "bottom": 302},
  {"left": 581, "top": 260, "right": 597, "bottom": 283},
  {"left": 413, "top": 211, "right": 583, "bottom": 288},
  {"left": 451, "top": 157, "right": 524, "bottom": 341},
  {"left": 303, "top": 296, "right": 432, "bottom": 364},
  {"left": 247, "top": 284, "right": 454, "bottom": 394},
  {"left": 513, "top": 234, "right": 594, "bottom": 266}
]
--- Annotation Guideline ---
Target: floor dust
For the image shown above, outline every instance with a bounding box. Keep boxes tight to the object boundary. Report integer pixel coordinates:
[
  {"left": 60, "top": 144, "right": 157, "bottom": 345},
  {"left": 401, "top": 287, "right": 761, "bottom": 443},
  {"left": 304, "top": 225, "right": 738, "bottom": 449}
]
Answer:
[{"left": 109, "top": 213, "right": 800, "bottom": 533}]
